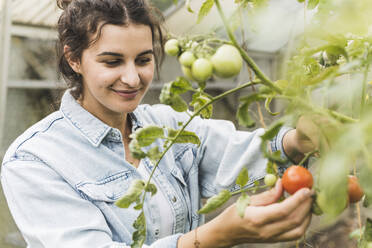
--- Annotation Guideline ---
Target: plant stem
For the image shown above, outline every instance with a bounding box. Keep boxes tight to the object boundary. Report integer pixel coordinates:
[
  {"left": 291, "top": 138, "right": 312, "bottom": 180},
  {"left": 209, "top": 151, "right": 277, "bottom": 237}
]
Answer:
[
  {"left": 214, "top": 0, "right": 282, "bottom": 94},
  {"left": 145, "top": 80, "right": 258, "bottom": 187},
  {"left": 298, "top": 150, "right": 318, "bottom": 166},
  {"left": 231, "top": 184, "right": 270, "bottom": 196},
  {"left": 360, "top": 64, "right": 370, "bottom": 116},
  {"left": 273, "top": 94, "right": 358, "bottom": 123}
]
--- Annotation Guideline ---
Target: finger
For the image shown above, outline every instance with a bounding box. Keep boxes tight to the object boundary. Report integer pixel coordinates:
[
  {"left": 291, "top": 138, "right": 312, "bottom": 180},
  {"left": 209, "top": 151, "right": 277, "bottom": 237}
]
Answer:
[
  {"left": 272, "top": 214, "right": 312, "bottom": 242},
  {"left": 253, "top": 187, "right": 313, "bottom": 223},
  {"left": 259, "top": 196, "right": 313, "bottom": 237},
  {"left": 250, "top": 178, "right": 283, "bottom": 206}
]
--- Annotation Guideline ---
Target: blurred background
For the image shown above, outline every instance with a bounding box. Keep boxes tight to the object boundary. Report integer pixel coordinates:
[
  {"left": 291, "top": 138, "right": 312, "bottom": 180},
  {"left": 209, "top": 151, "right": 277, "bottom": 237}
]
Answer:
[{"left": 0, "top": 0, "right": 366, "bottom": 247}]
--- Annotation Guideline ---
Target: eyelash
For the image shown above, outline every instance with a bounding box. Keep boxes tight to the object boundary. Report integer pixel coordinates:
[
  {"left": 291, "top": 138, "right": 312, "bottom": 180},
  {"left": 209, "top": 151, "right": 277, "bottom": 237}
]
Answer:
[{"left": 103, "top": 57, "right": 152, "bottom": 67}]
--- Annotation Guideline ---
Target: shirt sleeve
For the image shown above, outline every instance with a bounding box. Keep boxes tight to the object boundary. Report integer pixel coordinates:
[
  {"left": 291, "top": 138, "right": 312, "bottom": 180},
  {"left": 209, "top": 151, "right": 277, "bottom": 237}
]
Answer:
[
  {"left": 1, "top": 159, "right": 181, "bottom": 248},
  {"left": 186, "top": 117, "right": 268, "bottom": 197}
]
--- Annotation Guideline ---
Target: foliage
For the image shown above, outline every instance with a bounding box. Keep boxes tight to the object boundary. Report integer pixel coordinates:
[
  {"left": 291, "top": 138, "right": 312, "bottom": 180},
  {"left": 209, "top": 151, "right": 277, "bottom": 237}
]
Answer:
[{"left": 113, "top": 0, "right": 372, "bottom": 247}]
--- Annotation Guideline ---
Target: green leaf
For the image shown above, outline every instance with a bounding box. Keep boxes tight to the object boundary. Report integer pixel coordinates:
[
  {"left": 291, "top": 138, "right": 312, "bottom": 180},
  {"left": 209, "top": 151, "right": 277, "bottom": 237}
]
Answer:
[
  {"left": 316, "top": 153, "right": 349, "bottom": 217},
  {"left": 261, "top": 121, "right": 284, "bottom": 141},
  {"left": 236, "top": 167, "right": 249, "bottom": 187},
  {"left": 307, "top": 0, "right": 319, "bottom": 10},
  {"left": 186, "top": 0, "right": 194, "bottom": 13},
  {"left": 260, "top": 122, "right": 286, "bottom": 163},
  {"left": 145, "top": 183, "right": 157, "bottom": 196},
  {"left": 170, "top": 77, "right": 193, "bottom": 95},
  {"left": 237, "top": 101, "right": 255, "bottom": 128},
  {"left": 197, "top": 0, "right": 214, "bottom": 24},
  {"left": 190, "top": 92, "right": 213, "bottom": 118},
  {"left": 359, "top": 166, "right": 372, "bottom": 208},
  {"left": 131, "top": 211, "right": 146, "bottom": 248},
  {"left": 365, "top": 218, "right": 372, "bottom": 242},
  {"left": 266, "top": 160, "right": 277, "bottom": 174},
  {"left": 264, "top": 97, "right": 279, "bottom": 116},
  {"left": 237, "top": 93, "right": 262, "bottom": 128},
  {"left": 147, "top": 146, "right": 162, "bottom": 165},
  {"left": 170, "top": 95, "right": 189, "bottom": 112},
  {"left": 159, "top": 82, "right": 189, "bottom": 112},
  {"left": 134, "top": 126, "right": 164, "bottom": 147},
  {"left": 168, "top": 128, "right": 201, "bottom": 146},
  {"left": 236, "top": 193, "right": 250, "bottom": 218},
  {"left": 115, "top": 179, "right": 145, "bottom": 208},
  {"left": 198, "top": 190, "right": 232, "bottom": 214},
  {"left": 129, "top": 139, "right": 147, "bottom": 159}
]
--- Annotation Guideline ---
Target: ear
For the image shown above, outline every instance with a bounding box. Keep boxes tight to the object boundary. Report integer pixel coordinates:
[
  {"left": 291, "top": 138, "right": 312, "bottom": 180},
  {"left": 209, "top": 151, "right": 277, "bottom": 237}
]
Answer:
[{"left": 64, "top": 45, "right": 81, "bottom": 73}]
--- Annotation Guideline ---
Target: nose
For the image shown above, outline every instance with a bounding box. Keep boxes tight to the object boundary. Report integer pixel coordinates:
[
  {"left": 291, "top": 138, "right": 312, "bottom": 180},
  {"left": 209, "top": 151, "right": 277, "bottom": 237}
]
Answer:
[{"left": 120, "top": 62, "right": 140, "bottom": 88}]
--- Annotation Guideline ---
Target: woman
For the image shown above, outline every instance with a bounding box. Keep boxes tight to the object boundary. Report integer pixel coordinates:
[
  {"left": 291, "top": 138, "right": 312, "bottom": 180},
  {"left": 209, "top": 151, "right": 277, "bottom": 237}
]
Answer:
[{"left": 1, "top": 0, "right": 313, "bottom": 247}]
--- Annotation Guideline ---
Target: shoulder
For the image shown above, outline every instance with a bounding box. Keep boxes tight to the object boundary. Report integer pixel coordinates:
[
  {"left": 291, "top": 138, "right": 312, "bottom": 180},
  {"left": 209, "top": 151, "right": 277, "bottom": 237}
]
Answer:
[{"left": 2, "top": 111, "right": 67, "bottom": 164}]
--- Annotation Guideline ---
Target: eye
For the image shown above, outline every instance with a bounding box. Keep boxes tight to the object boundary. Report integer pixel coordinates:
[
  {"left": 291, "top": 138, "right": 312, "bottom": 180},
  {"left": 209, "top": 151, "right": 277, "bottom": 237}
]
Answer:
[
  {"left": 104, "top": 60, "right": 121, "bottom": 66},
  {"left": 136, "top": 57, "right": 152, "bottom": 66}
]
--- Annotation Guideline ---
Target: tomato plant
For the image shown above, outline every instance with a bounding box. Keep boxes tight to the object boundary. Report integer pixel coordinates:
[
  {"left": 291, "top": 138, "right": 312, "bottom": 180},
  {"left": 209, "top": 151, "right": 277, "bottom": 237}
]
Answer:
[
  {"left": 282, "top": 166, "right": 313, "bottom": 195},
  {"left": 113, "top": 0, "right": 372, "bottom": 247}
]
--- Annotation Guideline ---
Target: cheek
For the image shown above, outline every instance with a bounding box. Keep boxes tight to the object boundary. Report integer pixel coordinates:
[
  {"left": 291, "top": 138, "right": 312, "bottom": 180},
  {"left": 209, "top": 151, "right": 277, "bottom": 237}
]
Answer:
[{"left": 141, "top": 64, "right": 155, "bottom": 83}]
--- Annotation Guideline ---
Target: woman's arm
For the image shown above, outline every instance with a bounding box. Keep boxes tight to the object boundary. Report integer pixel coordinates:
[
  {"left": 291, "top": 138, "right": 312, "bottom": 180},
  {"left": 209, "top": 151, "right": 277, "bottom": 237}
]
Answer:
[{"left": 177, "top": 180, "right": 313, "bottom": 247}]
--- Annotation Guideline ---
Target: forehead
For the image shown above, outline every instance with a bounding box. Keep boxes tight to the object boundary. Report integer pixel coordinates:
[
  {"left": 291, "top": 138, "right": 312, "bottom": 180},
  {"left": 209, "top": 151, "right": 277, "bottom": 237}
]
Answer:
[{"left": 88, "top": 23, "right": 153, "bottom": 54}]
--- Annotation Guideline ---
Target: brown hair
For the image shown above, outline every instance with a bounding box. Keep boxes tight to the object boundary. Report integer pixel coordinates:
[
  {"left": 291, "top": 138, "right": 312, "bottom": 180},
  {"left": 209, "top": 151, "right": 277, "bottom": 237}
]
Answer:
[{"left": 56, "top": 0, "right": 165, "bottom": 99}]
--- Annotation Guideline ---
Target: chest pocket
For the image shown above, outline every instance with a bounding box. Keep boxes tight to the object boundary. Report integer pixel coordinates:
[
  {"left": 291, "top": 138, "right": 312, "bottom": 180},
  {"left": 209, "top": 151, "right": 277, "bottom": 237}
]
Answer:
[
  {"left": 173, "top": 146, "right": 196, "bottom": 184},
  {"left": 76, "top": 170, "right": 133, "bottom": 202}
]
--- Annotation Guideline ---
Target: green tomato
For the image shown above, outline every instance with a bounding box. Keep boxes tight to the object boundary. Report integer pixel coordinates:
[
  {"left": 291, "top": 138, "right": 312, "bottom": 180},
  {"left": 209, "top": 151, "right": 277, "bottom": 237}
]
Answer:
[
  {"left": 264, "top": 174, "right": 277, "bottom": 187},
  {"left": 179, "top": 51, "right": 196, "bottom": 67},
  {"left": 164, "top": 39, "right": 180, "bottom": 56},
  {"left": 211, "top": 44, "right": 243, "bottom": 78},
  {"left": 181, "top": 66, "right": 196, "bottom": 81},
  {"left": 191, "top": 58, "right": 213, "bottom": 83}
]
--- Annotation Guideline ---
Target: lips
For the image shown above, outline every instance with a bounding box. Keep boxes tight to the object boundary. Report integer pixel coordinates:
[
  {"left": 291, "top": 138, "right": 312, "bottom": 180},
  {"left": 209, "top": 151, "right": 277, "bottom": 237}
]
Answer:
[{"left": 111, "top": 88, "right": 140, "bottom": 98}]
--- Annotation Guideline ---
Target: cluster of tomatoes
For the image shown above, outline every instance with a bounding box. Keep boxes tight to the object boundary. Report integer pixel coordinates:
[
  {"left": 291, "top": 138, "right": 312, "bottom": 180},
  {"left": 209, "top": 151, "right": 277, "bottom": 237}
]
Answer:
[
  {"left": 264, "top": 165, "right": 364, "bottom": 213},
  {"left": 164, "top": 38, "right": 243, "bottom": 83}
]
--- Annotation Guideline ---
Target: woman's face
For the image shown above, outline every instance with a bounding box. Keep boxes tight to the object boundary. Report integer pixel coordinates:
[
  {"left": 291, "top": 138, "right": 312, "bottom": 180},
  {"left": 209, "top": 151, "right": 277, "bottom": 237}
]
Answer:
[{"left": 75, "top": 23, "right": 154, "bottom": 117}]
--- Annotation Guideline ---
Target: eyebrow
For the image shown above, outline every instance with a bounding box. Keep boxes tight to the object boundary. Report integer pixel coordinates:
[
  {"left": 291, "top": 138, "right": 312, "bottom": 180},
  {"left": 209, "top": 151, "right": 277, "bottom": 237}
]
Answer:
[{"left": 97, "top": 50, "right": 154, "bottom": 57}]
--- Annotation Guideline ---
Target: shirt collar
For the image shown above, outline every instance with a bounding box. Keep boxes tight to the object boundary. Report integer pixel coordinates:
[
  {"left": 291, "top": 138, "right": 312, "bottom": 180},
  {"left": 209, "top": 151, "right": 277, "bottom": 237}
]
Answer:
[{"left": 59, "top": 90, "right": 142, "bottom": 147}]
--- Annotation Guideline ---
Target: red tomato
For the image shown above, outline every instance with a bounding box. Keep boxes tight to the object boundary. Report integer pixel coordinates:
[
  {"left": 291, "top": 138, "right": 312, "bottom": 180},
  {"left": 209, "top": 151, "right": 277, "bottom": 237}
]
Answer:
[
  {"left": 348, "top": 175, "right": 364, "bottom": 203},
  {"left": 282, "top": 165, "right": 313, "bottom": 195}
]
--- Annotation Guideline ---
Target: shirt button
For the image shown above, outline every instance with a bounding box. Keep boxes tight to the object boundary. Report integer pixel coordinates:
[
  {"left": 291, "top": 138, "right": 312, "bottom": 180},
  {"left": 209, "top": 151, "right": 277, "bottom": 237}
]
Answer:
[
  {"left": 172, "top": 196, "right": 177, "bottom": 202},
  {"left": 154, "top": 229, "right": 159, "bottom": 236}
]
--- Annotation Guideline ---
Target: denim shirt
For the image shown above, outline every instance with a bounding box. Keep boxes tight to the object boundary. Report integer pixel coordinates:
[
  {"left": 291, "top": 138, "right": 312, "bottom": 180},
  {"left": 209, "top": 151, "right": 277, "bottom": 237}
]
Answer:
[{"left": 1, "top": 90, "right": 291, "bottom": 248}]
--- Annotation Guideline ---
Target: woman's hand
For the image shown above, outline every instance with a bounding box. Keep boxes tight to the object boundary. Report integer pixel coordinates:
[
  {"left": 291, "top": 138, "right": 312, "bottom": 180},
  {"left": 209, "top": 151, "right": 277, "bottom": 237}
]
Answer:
[
  {"left": 207, "top": 179, "right": 313, "bottom": 247},
  {"left": 283, "top": 115, "right": 335, "bottom": 163}
]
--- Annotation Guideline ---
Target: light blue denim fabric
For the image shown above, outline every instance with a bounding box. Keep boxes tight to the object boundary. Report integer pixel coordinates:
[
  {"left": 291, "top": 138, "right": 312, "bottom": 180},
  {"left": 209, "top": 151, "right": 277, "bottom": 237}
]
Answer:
[{"left": 1, "top": 90, "right": 290, "bottom": 248}]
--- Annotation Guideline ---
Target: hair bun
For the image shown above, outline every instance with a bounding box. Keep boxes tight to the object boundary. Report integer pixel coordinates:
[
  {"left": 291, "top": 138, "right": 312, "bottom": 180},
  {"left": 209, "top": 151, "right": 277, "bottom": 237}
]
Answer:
[{"left": 57, "top": 0, "right": 72, "bottom": 10}]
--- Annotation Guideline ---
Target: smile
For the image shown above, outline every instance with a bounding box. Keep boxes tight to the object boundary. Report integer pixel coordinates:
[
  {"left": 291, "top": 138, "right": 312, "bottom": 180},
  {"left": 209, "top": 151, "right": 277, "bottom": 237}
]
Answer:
[{"left": 111, "top": 88, "right": 140, "bottom": 99}]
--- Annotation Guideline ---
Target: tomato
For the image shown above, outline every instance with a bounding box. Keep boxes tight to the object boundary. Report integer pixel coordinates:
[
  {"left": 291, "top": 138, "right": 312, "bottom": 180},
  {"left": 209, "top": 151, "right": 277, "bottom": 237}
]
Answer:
[
  {"left": 164, "top": 39, "right": 179, "bottom": 56},
  {"left": 191, "top": 58, "right": 213, "bottom": 83},
  {"left": 181, "top": 66, "right": 196, "bottom": 81},
  {"left": 179, "top": 51, "right": 196, "bottom": 67},
  {"left": 264, "top": 174, "right": 277, "bottom": 187},
  {"left": 211, "top": 44, "right": 243, "bottom": 78},
  {"left": 348, "top": 175, "right": 364, "bottom": 203},
  {"left": 282, "top": 165, "right": 313, "bottom": 195}
]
